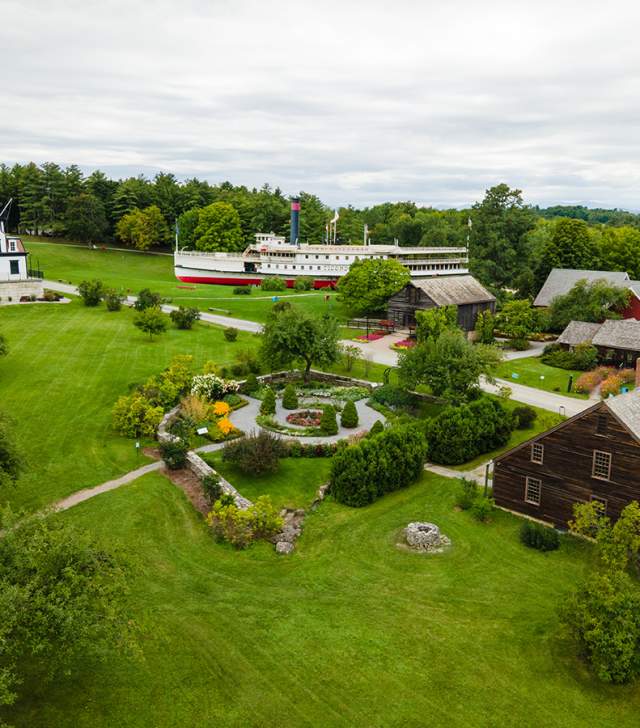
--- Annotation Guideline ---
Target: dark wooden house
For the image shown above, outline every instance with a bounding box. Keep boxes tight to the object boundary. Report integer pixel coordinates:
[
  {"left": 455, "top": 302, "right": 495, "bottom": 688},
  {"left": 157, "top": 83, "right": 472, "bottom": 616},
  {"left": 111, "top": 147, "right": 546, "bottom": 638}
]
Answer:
[
  {"left": 493, "top": 392, "right": 640, "bottom": 528},
  {"left": 387, "top": 275, "right": 495, "bottom": 331},
  {"left": 557, "top": 319, "right": 640, "bottom": 367}
]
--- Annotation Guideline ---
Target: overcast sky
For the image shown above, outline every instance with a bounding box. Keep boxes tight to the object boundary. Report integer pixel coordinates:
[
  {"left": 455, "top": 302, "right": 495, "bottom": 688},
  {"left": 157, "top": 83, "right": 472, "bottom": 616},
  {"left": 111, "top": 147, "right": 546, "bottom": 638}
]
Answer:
[{"left": 1, "top": 0, "right": 639, "bottom": 209}]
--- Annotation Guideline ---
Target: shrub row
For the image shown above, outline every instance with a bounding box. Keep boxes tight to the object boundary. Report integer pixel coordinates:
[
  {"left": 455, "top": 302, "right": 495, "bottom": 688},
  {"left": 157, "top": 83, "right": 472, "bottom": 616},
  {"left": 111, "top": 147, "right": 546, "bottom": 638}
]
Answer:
[
  {"left": 542, "top": 342, "right": 598, "bottom": 371},
  {"left": 330, "top": 424, "right": 427, "bottom": 507}
]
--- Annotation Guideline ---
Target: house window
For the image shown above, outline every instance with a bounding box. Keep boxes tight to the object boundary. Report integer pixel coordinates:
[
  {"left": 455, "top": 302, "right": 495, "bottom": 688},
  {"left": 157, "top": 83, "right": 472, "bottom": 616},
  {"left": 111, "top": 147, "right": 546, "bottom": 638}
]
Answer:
[
  {"left": 9, "top": 240, "right": 16, "bottom": 252},
  {"left": 525, "top": 477, "right": 542, "bottom": 506},
  {"left": 9, "top": 260, "right": 19, "bottom": 275},
  {"left": 590, "top": 495, "right": 608, "bottom": 514},
  {"left": 531, "top": 443, "right": 544, "bottom": 464},
  {"left": 592, "top": 451, "right": 612, "bottom": 480},
  {"left": 596, "top": 414, "right": 608, "bottom": 435}
]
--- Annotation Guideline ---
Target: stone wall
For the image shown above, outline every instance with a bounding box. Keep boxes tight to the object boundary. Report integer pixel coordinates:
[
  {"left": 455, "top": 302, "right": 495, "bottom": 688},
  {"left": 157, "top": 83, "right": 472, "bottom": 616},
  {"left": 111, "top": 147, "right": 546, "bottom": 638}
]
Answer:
[
  {"left": 255, "top": 369, "right": 378, "bottom": 391},
  {"left": 0, "top": 279, "right": 44, "bottom": 304}
]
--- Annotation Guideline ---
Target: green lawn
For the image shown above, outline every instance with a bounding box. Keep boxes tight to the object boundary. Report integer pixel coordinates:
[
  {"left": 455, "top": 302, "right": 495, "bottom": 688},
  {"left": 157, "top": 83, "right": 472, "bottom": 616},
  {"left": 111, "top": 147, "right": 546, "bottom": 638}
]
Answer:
[
  {"left": 204, "top": 453, "right": 331, "bottom": 510},
  {"left": 6, "top": 470, "right": 640, "bottom": 727},
  {"left": 0, "top": 299, "right": 260, "bottom": 512},
  {"left": 495, "top": 356, "right": 588, "bottom": 399},
  {"left": 25, "top": 239, "right": 345, "bottom": 323}
]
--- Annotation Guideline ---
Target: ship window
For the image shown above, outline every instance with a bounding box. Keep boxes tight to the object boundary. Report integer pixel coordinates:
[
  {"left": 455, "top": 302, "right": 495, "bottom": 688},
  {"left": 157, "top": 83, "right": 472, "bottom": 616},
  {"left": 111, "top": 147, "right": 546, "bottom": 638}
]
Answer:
[
  {"left": 315, "top": 255, "right": 319, "bottom": 259},
  {"left": 325, "top": 255, "right": 329, "bottom": 259},
  {"left": 292, "top": 265, "right": 296, "bottom": 269},
  {"left": 305, "top": 255, "right": 309, "bottom": 259}
]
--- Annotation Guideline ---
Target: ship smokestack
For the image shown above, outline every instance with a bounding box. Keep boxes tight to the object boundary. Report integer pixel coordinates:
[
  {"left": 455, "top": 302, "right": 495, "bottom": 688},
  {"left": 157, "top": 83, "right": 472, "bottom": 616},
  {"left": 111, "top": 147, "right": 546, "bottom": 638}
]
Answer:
[{"left": 290, "top": 197, "right": 300, "bottom": 246}]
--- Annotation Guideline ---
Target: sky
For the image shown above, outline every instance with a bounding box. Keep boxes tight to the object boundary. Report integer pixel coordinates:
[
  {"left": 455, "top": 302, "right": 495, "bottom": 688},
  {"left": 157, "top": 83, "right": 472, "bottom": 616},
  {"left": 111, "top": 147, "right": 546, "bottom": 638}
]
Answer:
[{"left": 1, "top": 0, "right": 639, "bottom": 210}]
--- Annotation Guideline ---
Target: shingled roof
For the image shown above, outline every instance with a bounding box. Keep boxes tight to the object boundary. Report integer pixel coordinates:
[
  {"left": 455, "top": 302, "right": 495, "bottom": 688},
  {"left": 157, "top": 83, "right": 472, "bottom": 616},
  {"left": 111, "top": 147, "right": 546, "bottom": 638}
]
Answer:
[
  {"left": 591, "top": 319, "right": 640, "bottom": 352},
  {"left": 410, "top": 275, "right": 495, "bottom": 306},
  {"left": 533, "top": 268, "right": 630, "bottom": 307},
  {"left": 556, "top": 320, "right": 602, "bottom": 346},
  {"left": 606, "top": 390, "right": 640, "bottom": 441}
]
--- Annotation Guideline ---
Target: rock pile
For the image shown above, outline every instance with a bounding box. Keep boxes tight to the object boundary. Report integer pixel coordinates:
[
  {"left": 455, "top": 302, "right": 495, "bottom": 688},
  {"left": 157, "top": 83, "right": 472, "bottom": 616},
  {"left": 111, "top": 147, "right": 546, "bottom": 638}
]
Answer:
[{"left": 404, "top": 522, "right": 451, "bottom": 553}]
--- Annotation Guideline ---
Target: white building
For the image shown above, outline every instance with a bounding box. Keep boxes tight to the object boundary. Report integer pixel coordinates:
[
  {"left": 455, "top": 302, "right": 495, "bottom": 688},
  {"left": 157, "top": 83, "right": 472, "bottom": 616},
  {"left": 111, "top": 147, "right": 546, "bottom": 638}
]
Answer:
[{"left": 0, "top": 199, "right": 44, "bottom": 304}]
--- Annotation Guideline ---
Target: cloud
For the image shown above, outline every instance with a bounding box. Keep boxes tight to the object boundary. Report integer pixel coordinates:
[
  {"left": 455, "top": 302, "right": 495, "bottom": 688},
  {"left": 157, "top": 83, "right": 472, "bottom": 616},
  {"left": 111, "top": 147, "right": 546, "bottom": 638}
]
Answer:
[{"left": 0, "top": 0, "right": 639, "bottom": 209}]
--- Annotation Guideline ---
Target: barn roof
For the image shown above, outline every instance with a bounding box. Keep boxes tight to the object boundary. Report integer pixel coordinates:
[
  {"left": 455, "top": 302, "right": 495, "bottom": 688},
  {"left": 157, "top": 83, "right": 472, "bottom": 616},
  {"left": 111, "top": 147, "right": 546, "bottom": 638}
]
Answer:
[
  {"left": 533, "top": 268, "right": 630, "bottom": 307},
  {"left": 606, "top": 390, "right": 640, "bottom": 441},
  {"left": 410, "top": 275, "right": 495, "bottom": 306},
  {"left": 591, "top": 319, "right": 640, "bottom": 352},
  {"left": 556, "top": 320, "right": 602, "bottom": 346}
]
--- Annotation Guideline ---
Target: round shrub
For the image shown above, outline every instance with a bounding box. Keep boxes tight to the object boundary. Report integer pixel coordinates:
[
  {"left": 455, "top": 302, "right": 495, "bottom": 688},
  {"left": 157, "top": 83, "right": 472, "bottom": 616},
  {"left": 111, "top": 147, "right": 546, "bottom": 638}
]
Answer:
[
  {"left": 223, "top": 327, "right": 239, "bottom": 342},
  {"left": 77, "top": 279, "right": 104, "bottom": 306},
  {"left": 160, "top": 439, "right": 189, "bottom": 470},
  {"left": 282, "top": 383, "right": 299, "bottom": 410},
  {"left": 340, "top": 399, "right": 359, "bottom": 428},
  {"left": 170, "top": 306, "right": 200, "bottom": 330},
  {"left": 243, "top": 373, "right": 259, "bottom": 394},
  {"left": 367, "top": 420, "right": 384, "bottom": 437},
  {"left": 512, "top": 405, "right": 537, "bottom": 429},
  {"left": 104, "top": 288, "right": 124, "bottom": 311},
  {"left": 320, "top": 405, "right": 338, "bottom": 436},
  {"left": 520, "top": 519, "right": 560, "bottom": 552},
  {"left": 222, "top": 430, "right": 284, "bottom": 475},
  {"left": 260, "top": 387, "right": 276, "bottom": 415}
]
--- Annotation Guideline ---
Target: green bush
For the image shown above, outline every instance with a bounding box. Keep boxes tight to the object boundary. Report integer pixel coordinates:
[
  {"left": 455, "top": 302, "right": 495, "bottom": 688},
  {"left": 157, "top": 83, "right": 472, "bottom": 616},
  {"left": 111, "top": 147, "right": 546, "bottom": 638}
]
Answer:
[
  {"left": 111, "top": 393, "right": 164, "bottom": 438},
  {"left": 455, "top": 478, "right": 478, "bottom": 510},
  {"left": 340, "top": 399, "right": 359, "bottom": 428},
  {"left": 320, "top": 405, "right": 338, "bottom": 435},
  {"left": 170, "top": 306, "right": 200, "bottom": 330},
  {"left": 243, "top": 373, "right": 259, "bottom": 394},
  {"left": 470, "top": 495, "right": 495, "bottom": 522},
  {"left": 202, "top": 473, "right": 222, "bottom": 503},
  {"left": 77, "top": 279, "right": 104, "bottom": 306},
  {"left": 513, "top": 405, "right": 537, "bottom": 429},
  {"left": 134, "top": 288, "right": 162, "bottom": 311},
  {"left": 330, "top": 424, "right": 427, "bottom": 507},
  {"left": 371, "top": 385, "right": 414, "bottom": 409},
  {"left": 282, "top": 383, "right": 298, "bottom": 410},
  {"left": 511, "top": 338, "right": 530, "bottom": 351},
  {"left": 223, "top": 327, "right": 238, "bottom": 342},
  {"left": 367, "top": 420, "right": 384, "bottom": 437},
  {"left": 260, "top": 387, "right": 276, "bottom": 415},
  {"left": 260, "top": 277, "right": 286, "bottom": 291},
  {"left": 542, "top": 342, "right": 598, "bottom": 371},
  {"left": 0, "top": 412, "right": 23, "bottom": 483},
  {"left": 293, "top": 276, "right": 313, "bottom": 291},
  {"left": 160, "top": 439, "right": 189, "bottom": 470},
  {"left": 222, "top": 430, "right": 284, "bottom": 475},
  {"left": 233, "top": 286, "right": 251, "bottom": 295},
  {"left": 520, "top": 520, "right": 560, "bottom": 551},
  {"left": 104, "top": 288, "right": 124, "bottom": 311},
  {"left": 206, "top": 495, "right": 283, "bottom": 549}
]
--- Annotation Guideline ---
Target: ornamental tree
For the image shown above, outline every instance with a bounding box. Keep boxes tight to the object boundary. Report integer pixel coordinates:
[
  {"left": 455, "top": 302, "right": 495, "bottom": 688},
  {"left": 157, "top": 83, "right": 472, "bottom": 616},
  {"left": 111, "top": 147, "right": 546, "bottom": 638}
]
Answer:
[
  {"left": 133, "top": 307, "right": 167, "bottom": 340},
  {"left": 336, "top": 258, "right": 410, "bottom": 316},
  {"left": 398, "top": 330, "right": 501, "bottom": 403},
  {"left": 260, "top": 307, "right": 340, "bottom": 382}
]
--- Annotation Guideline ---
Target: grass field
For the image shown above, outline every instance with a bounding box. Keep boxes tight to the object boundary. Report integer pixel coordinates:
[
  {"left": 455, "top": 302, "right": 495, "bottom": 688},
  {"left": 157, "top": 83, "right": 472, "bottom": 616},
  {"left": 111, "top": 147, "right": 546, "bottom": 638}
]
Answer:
[
  {"left": 6, "top": 470, "right": 640, "bottom": 727},
  {"left": 24, "top": 239, "right": 345, "bottom": 323},
  {"left": 495, "top": 356, "right": 588, "bottom": 399},
  {"left": 0, "top": 299, "right": 261, "bottom": 512}
]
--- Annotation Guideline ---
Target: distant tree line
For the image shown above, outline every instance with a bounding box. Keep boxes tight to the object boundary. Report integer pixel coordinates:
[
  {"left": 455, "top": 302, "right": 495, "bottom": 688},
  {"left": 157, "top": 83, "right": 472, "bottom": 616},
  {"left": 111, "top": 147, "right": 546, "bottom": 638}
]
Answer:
[{"left": 3, "top": 162, "right": 640, "bottom": 294}]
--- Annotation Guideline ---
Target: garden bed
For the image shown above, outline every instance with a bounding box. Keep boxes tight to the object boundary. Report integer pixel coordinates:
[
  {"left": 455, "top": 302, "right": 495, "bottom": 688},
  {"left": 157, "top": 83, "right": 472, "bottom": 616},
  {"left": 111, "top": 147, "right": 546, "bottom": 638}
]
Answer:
[{"left": 286, "top": 410, "right": 323, "bottom": 427}]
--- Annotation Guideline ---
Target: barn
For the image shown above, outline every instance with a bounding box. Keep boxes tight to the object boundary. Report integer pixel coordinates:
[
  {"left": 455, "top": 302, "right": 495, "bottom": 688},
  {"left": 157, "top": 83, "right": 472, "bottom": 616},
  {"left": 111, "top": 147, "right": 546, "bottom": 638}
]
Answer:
[{"left": 387, "top": 275, "right": 496, "bottom": 331}]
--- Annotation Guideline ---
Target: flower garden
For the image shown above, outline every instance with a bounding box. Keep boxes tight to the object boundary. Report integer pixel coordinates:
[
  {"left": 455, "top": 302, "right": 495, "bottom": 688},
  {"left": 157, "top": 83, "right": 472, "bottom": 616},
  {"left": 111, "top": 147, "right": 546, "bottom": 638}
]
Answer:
[{"left": 286, "top": 409, "right": 323, "bottom": 427}]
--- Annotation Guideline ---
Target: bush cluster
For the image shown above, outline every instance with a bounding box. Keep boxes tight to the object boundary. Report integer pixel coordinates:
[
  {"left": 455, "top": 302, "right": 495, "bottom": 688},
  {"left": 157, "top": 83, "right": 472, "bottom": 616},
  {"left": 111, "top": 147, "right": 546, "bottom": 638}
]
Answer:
[
  {"left": 206, "top": 495, "right": 283, "bottom": 549},
  {"left": 104, "top": 288, "right": 124, "bottom": 311},
  {"left": 425, "top": 398, "right": 515, "bottom": 465},
  {"left": 371, "top": 384, "right": 415, "bottom": 409},
  {"left": 282, "top": 440, "right": 339, "bottom": 458},
  {"left": 293, "top": 276, "right": 313, "bottom": 291},
  {"left": 454, "top": 478, "right": 495, "bottom": 521},
  {"left": 77, "top": 279, "right": 104, "bottom": 306},
  {"left": 160, "top": 439, "right": 189, "bottom": 470},
  {"left": 520, "top": 519, "right": 560, "bottom": 551},
  {"left": 512, "top": 405, "right": 537, "bottom": 429},
  {"left": 330, "top": 424, "right": 427, "bottom": 507},
  {"left": 223, "top": 327, "right": 238, "bottom": 341},
  {"left": 542, "top": 342, "right": 598, "bottom": 371},
  {"left": 170, "top": 306, "right": 200, "bottom": 329},
  {"left": 134, "top": 288, "right": 163, "bottom": 311},
  {"left": 191, "top": 373, "right": 240, "bottom": 401},
  {"left": 260, "top": 277, "right": 287, "bottom": 291},
  {"left": 222, "top": 430, "right": 285, "bottom": 475}
]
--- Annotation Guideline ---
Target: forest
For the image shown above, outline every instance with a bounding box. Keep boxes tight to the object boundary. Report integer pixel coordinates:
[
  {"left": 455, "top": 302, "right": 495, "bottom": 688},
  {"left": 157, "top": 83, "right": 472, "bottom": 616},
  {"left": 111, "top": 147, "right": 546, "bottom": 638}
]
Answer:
[{"left": 2, "top": 161, "right": 640, "bottom": 296}]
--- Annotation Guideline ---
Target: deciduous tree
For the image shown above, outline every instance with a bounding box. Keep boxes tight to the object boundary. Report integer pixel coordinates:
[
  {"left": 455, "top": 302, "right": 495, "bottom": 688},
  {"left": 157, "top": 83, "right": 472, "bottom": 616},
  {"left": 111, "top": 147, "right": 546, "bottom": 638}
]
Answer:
[
  {"left": 337, "top": 258, "right": 410, "bottom": 316},
  {"left": 548, "top": 279, "right": 630, "bottom": 332},
  {"left": 194, "top": 201, "right": 244, "bottom": 252}
]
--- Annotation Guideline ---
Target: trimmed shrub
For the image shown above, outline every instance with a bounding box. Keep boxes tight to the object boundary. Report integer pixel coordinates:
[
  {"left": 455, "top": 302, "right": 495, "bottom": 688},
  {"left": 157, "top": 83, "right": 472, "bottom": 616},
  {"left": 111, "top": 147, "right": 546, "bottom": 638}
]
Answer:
[
  {"left": 455, "top": 478, "right": 478, "bottom": 510},
  {"left": 470, "top": 495, "right": 495, "bottom": 522},
  {"left": 243, "top": 373, "right": 259, "bottom": 394},
  {"left": 260, "top": 277, "right": 286, "bottom": 291},
  {"left": 367, "top": 419, "right": 384, "bottom": 437},
  {"left": 513, "top": 405, "right": 537, "bottom": 429},
  {"left": 520, "top": 519, "right": 560, "bottom": 551},
  {"left": 170, "top": 306, "right": 200, "bottom": 329},
  {"left": 160, "top": 439, "right": 189, "bottom": 470},
  {"left": 282, "top": 383, "right": 299, "bottom": 410},
  {"left": 202, "top": 473, "right": 222, "bottom": 503},
  {"left": 233, "top": 286, "right": 251, "bottom": 295},
  {"left": 104, "top": 288, "right": 124, "bottom": 311},
  {"left": 222, "top": 430, "right": 284, "bottom": 475},
  {"left": 77, "top": 279, "right": 104, "bottom": 306},
  {"left": 260, "top": 387, "right": 276, "bottom": 415},
  {"left": 223, "top": 327, "right": 239, "bottom": 342},
  {"left": 134, "top": 288, "right": 162, "bottom": 311},
  {"left": 320, "top": 405, "right": 338, "bottom": 436},
  {"left": 341, "top": 399, "right": 359, "bottom": 428},
  {"left": 330, "top": 424, "right": 427, "bottom": 507}
]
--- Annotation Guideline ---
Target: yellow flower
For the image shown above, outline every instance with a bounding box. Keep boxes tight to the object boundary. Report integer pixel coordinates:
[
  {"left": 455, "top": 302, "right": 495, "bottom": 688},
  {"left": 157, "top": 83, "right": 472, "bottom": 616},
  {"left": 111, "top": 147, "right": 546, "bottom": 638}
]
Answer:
[
  {"left": 218, "top": 418, "right": 234, "bottom": 435},
  {"left": 213, "top": 401, "right": 231, "bottom": 417}
]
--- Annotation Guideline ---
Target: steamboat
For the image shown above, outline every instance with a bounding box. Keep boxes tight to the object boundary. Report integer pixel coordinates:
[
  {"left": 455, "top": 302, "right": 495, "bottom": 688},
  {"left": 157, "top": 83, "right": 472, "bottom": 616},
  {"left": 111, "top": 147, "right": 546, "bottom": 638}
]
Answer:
[{"left": 174, "top": 197, "right": 469, "bottom": 289}]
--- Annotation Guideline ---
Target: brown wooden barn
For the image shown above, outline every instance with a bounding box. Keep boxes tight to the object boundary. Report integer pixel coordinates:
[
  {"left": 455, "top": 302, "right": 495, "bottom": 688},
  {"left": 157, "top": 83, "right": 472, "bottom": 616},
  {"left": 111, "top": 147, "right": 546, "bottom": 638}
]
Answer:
[
  {"left": 387, "top": 275, "right": 495, "bottom": 331},
  {"left": 493, "top": 391, "right": 640, "bottom": 528},
  {"left": 557, "top": 319, "right": 640, "bottom": 367}
]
